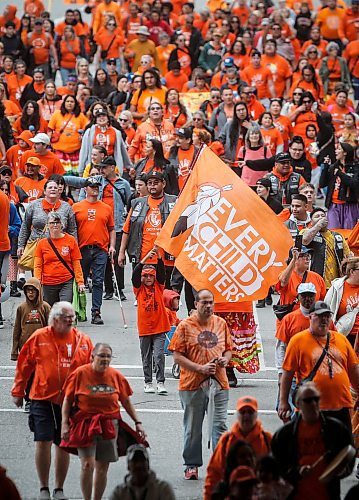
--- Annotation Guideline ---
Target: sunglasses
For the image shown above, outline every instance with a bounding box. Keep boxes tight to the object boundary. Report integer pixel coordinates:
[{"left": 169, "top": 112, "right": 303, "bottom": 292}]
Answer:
[
  {"left": 107, "top": 61, "right": 116, "bottom": 65},
  {"left": 150, "top": 107, "right": 162, "bottom": 111},
  {"left": 308, "top": 51, "right": 317, "bottom": 54},
  {"left": 301, "top": 396, "right": 320, "bottom": 404},
  {"left": 293, "top": 92, "right": 303, "bottom": 95},
  {"left": 119, "top": 118, "right": 129, "bottom": 122},
  {"left": 107, "top": 23, "right": 116, "bottom": 27},
  {"left": 193, "top": 118, "right": 202, "bottom": 121},
  {"left": 303, "top": 100, "right": 312, "bottom": 104}
]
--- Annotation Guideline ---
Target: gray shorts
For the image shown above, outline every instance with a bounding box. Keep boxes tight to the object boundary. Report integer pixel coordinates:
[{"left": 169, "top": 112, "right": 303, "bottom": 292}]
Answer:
[{"left": 78, "top": 420, "right": 119, "bottom": 462}]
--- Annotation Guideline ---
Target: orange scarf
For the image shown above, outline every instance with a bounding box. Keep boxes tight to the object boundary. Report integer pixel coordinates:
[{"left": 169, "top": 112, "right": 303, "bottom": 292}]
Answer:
[
  {"left": 272, "top": 165, "right": 294, "bottom": 182},
  {"left": 42, "top": 199, "right": 61, "bottom": 212}
]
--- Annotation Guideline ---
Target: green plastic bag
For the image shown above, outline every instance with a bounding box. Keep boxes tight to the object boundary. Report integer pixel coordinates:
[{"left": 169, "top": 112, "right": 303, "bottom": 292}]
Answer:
[{"left": 72, "top": 281, "right": 87, "bottom": 323}]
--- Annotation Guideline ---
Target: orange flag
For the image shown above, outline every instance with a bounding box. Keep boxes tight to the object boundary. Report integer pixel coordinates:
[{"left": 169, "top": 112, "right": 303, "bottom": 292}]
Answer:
[{"left": 156, "top": 146, "right": 293, "bottom": 302}]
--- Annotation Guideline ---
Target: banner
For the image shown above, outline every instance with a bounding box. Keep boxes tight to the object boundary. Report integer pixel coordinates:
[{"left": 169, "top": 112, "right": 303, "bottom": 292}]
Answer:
[
  {"left": 156, "top": 147, "right": 293, "bottom": 302},
  {"left": 180, "top": 92, "right": 210, "bottom": 114}
]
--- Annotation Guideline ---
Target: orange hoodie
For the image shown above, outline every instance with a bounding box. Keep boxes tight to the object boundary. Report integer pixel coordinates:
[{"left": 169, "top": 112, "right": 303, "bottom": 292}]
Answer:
[
  {"left": 163, "top": 289, "right": 180, "bottom": 327},
  {"left": 0, "top": 5, "right": 21, "bottom": 32},
  {"left": 204, "top": 420, "right": 272, "bottom": 500},
  {"left": 12, "top": 326, "right": 93, "bottom": 404}
]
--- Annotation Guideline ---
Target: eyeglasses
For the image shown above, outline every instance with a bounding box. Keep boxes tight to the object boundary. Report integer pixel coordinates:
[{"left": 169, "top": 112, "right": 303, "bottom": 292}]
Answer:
[
  {"left": 150, "top": 107, "right": 162, "bottom": 111},
  {"left": 303, "top": 100, "right": 312, "bottom": 104},
  {"left": 211, "top": 95, "right": 221, "bottom": 99},
  {"left": 241, "top": 91, "right": 253, "bottom": 95},
  {"left": 95, "top": 354, "right": 112, "bottom": 359},
  {"left": 290, "top": 148, "right": 304, "bottom": 152},
  {"left": 107, "top": 61, "right": 116, "bottom": 65},
  {"left": 301, "top": 396, "right": 320, "bottom": 404},
  {"left": 48, "top": 221, "right": 61, "bottom": 225},
  {"left": 293, "top": 92, "right": 303, "bottom": 95},
  {"left": 59, "top": 314, "right": 76, "bottom": 320},
  {"left": 308, "top": 51, "right": 317, "bottom": 54}
]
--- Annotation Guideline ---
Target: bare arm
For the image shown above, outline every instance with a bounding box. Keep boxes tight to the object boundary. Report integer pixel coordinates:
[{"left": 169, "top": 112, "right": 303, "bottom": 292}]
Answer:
[
  {"left": 302, "top": 221, "right": 325, "bottom": 245},
  {"left": 50, "top": 43, "right": 59, "bottom": 68},
  {"left": 61, "top": 395, "right": 74, "bottom": 440},
  {"left": 279, "top": 248, "right": 298, "bottom": 287},
  {"left": 268, "top": 78, "right": 276, "bottom": 98},
  {"left": 278, "top": 369, "right": 294, "bottom": 421},
  {"left": 118, "top": 232, "right": 129, "bottom": 266}
]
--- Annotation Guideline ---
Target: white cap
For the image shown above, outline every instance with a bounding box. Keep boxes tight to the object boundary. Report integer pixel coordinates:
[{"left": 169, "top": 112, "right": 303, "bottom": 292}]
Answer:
[
  {"left": 297, "top": 282, "right": 317, "bottom": 295},
  {"left": 30, "top": 133, "right": 50, "bottom": 145}
]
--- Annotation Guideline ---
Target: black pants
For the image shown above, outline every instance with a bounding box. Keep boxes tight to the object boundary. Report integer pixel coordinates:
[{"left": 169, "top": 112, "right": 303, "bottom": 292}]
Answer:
[{"left": 104, "top": 232, "right": 124, "bottom": 293}]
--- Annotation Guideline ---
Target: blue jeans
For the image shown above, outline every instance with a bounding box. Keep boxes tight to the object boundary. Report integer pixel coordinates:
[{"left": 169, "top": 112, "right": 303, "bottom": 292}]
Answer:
[
  {"left": 60, "top": 67, "right": 73, "bottom": 85},
  {"left": 179, "top": 383, "right": 229, "bottom": 467},
  {"left": 352, "top": 76, "right": 359, "bottom": 101},
  {"left": 80, "top": 245, "right": 107, "bottom": 314}
]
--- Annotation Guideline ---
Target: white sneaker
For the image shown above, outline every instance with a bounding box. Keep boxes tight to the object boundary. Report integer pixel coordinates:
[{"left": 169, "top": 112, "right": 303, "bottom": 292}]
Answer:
[
  {"left": 134, "top": 299, "right": 138, "bottom": 306},
  {"left": 144, "top": 383, "right": 155, "bottom": 393},
  {"left": 157, "top": 382, "right": 168, "bottom": 395}
]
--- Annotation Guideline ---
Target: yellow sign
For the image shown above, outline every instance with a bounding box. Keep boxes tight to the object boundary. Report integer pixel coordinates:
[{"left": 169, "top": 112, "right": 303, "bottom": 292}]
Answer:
[{"left": 180, "top": 92, "right": 211, "bottom": 114}]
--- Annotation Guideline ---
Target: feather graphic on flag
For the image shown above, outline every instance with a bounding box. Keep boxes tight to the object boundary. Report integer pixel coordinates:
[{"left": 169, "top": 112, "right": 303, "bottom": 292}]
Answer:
[{"left": 171, "top": 183, "right": 232, "bottom": 237}]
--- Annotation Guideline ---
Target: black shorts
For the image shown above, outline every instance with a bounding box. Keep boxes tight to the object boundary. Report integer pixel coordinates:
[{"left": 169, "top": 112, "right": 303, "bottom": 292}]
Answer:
[{"left": 28, "top": 400, "right": 62, "bottom": 445}]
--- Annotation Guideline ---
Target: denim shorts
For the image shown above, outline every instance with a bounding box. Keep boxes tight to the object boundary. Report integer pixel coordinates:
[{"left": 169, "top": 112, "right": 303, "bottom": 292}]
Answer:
[{"left": 28, "top": 400, "right": 62, "bottom": 445}]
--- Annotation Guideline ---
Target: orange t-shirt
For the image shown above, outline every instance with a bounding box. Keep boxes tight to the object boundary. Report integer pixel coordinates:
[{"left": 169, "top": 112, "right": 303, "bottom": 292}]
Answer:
[
  {"left": 289, "top": 80, "right": 324, "bottom": 102},
  {"left": 337, "top": 281, "right": 359, "bottom": 337},
  {"left": 59, "top": 38, "right": 81, "bottom": 69},
  {"left": 94, "top": 30, "right": 124, "bottom": 60},
  {"left": 34, "top": 233, "right": 83, "bottom": 285},
  {"left": 261, "top": 54, "right": 292, "bottom": 97},
  {"left": 3, "top": 99, "right": 21, "bottom": 119},
  {"left": 317, "top": 7, "right": 345, "bottom": 40},
  {"left": 131, "top": 87, "right": 167, "bottom": 115},
  {"left": 164, "top": 71, "right": 189, "bottom": 93},
  {"left": 93, "top": 126, "right": 117, "bottom": 156},
  {"left": 273, "top": 116, "right": 293, "bottom": 145},
  {"left": 12, "top": 116, "right": 48, "bottom": 137},
  {"left": 168, "top": 314, "right": 233, "bottom": 391},
  {"left": 20, "top": 150, "right": 65, "bottom": 178},
  {"left": 241, "top": 65, "right": 273, "bottom": 99},
  {"left": 295, "top": 420, "right": 329, "bottom": 500},
  {"left": 0, "top": 191, "right": 10, "bottom": 252},
  {"left": 7, "top": 74, "right": 33, "bottom": 103},
  {"left": 48, "top": 111, "right": 88, "bottom": 153},
  {"left": 261, "top": 127, "right": 284, "bottom": 156},
  {"left": 133, "top": 279, "right": 171, "bottom": 336},
  {"left": 27, "top": 31, "right": 53, "bottom": 65},
  {"left": 65, "top": 364, "right": 132, "bottom": 414},
  {"left": 326, "top": 104, "right": 350, "bottom": 133},
  {"left": 276, "top": 308, "right": 311, "bottom": 344},
  {"left": 343, "top": 40, "right": 359, "bottom": 79},
  {"left": 177, "top": 145, "right": 195, "bottom": 191},
  {"left": 283, "top": 329, "right": 358, "bottom": 409},
  {"left": 55, "top": 21, "right": 85, "bottom": 38},
  {"left": 6, "top": 145, "right": 30, "bottom": 177},
  {"left": 14, "top": 176, "right": 46, "bottom": 202},
  {"left": 325, "top": 57, "right": 341, "bottom": 79},
  {"left": 302, "top": 39, "right": 328, "bottom": 58},
  {"left": 37, "top": 98, "right": 63, "bottom": 123},
  {"left": 72, "top": 200, "right": 114, "bottom": 252},
  {"left": 163, "top": 106, "right": 187, "bottom": 128},
  {"left": 293, "top": 111, "right": 317, "bottom": 138},
  {"left": 102, "top": 183, "right": 115, "bottom": 213},
  {"left": 175, "top": 48, "right": 192, "bottom": 77},
  {"left": 156, "top": 44, "right": 176, "bottom": 76},
  {"left": 276, "top": 270, "right": 327, "bottom": 308}
]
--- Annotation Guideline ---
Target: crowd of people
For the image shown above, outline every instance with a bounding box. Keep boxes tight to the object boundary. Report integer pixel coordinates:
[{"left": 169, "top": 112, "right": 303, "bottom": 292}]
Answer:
[{"left": 0, "top": 0, "right": 359, "bottom": 499}]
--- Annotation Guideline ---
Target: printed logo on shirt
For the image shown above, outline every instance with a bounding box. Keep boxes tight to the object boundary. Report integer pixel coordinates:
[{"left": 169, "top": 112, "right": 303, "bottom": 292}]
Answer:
[
  {"left": 178, "top": 158, "right": 191, "bottom": 179},
  {"left": 25, "top": 310, "right": 41, "bottom": 324},
  {"left": 146, "top": 207, "right": 161, "bottom": 229},
  {"left": 66, "top": 343, "right": 72, "bottom": 357},
  {"left": 61, "top": 246, "right": 70, "bottom": 256},
  {"left": 197, "top": 330, "right": 218, "bottom": 349},
  {"left": 88, "top": 384, "right": 115, "bottom": 394},
  {"left": 32, "top": 37, "right": 46, "bottom": 49},
  {"left": 88, "top": 208, "right": 96, "bottom": 221}
]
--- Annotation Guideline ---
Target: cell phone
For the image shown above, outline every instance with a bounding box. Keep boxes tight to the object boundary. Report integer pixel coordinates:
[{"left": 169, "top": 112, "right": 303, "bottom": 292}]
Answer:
[{"left": 295, "top": 234, "right": 303, "bottom": 252}]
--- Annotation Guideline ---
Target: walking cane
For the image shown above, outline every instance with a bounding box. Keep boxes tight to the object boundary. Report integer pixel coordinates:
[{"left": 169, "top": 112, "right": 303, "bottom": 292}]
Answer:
[{"left": 111, "top": 261, "right": 128, "bottom": 329}]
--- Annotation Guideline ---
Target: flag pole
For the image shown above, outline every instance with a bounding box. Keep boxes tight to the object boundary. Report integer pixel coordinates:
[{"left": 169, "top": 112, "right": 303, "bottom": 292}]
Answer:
[{"left": 178, "top": 143, "right": 205, "bottom": 197}]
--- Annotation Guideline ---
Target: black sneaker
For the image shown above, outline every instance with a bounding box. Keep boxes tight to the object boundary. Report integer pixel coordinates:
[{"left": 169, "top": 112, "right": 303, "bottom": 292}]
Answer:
[
  {"left": 226, "top": 367, "right": 238, "bottom": 388},
  {"left": 0, "top": 317, "right": 3, "bottom": 329},
  {"left": 265, "top": 296, "right": 273, "bottom": 306},
  {"left": 91, "top": 312, "right": 104, "bottom": 325},
  {"left": 256, "top": 300, "right": 266, "bottom": 308},
  {"left": 103, "top": 292, "right": 113, "bottom": 300},
  {"left": 17, "top": 277, "right": 26, "bottom": 290},
  {"left": 119, "top": 291, "right": 127, "bottom": 301}
]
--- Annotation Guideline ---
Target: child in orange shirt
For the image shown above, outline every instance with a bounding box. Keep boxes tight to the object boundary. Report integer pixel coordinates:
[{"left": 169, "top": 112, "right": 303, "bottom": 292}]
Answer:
[
  {"left": 132, "top": 246, "right": 170, "bottom": 395},
  {"left": 163, "top": 289, "right": 180, "bottom": 327}
]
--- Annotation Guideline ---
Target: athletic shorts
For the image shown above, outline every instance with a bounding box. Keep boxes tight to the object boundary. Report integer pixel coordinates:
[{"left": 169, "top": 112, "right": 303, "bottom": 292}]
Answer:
[
  {"left": 28, "top": 400, "right": 62, "bottom": 445},
  {"left": 78, "top": 420, "right": 119, "bottom": 462}
]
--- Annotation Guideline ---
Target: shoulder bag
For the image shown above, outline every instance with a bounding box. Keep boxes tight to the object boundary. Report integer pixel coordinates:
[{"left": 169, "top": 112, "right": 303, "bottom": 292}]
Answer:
[
  {"left": 335, "top": 307, "right": 359, "bottom": 337},
  {"left": 100, "top": 35, "right": 116, "bottom": 60},
  {"left": 292, "top": 333, "right": 330, "bottom": 407},
  {"left": 273, "top": 272, "right": 307, "bottom": 320}
]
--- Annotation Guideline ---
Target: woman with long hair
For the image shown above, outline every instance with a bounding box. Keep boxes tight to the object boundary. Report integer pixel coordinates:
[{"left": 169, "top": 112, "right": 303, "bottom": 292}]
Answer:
[
  {"left": 0, "top": 101, "right": 14, "bottom": 150},
  {"left": 238, "top": 124, "right": 272, "bottom": 187},
  {"left": 224, "top": 39, "right": 248, "bottom": 70},
  {"left": 92, "top": 68, "right": 116, "bottom": 101},
  {"left": 290, "top": 64, "right": 324, "bottom": 102},
  {"left": 48, "top": 95, "right": 88, "bottom": 175},
  {"left": 164, "top": 88, "right": 191, "bottom": 128},
  {"left": 0, "top": 82, "right": 20, "bottom": 125},
  {"left": 319, "top": 142, "right": 359, "bottom": 230},
  {"left": 168, "top": 33, "right": 192, "bottom": 77},
  {"left": 34, "top": 211, "right": 84, "bottom": 305},
  {"left": 37, "top": 79, "right": 62, "bottom": 122},
  {"left": 117, "top": 110, "right": 135, "bottom": 148},
  {"left": 59, "top": 26, "right": 82, "bottom": 85},
  {"left": 338, "top": 113, "right": 359, "bottom": 150},
  {"left": 304, "top": 45, "right": 321, "bottom": 72},
  {"left": 291, "top": 57, "right": 309, "bottom": 86},
  {"left": 94, "top": 17, "right": 124, "bottom": 75},
  {"left": 131, "top": 138, "right": 176, "bottom": 193},
  {"left": 76, "top": 58, "right": 93, "bottom": 87},
  {"left": 19, "top": 14, "right": 31, "bottom": 45},
  {"left": 79, "top": 108, "right": 131, "bottom": 176},
  {"left": 218, "top": 101, "right": 253, "bottom": 173},
  {"left": 289, "top": 91, "right": 317, "bottom": 137},
  {"left": 130, "top": 68, "right": 166, "bottom": 124},
  {"left": 281, "top": 86, "right": 304, "bottom": 116},
  {"left": 319, "top": 42, "right": 352, "bottom": 96},
  {"left": 48, "top": 174, "right": 74, "bottom": 206},
  {"left": 12, "top": 100, "right": 48, "bottom": 137}
]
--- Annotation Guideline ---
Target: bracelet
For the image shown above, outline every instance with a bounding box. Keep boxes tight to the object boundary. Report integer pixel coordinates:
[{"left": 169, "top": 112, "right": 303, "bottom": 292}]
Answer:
[{"left": 135, "top": 421, "right": 142, "bottom": 425}]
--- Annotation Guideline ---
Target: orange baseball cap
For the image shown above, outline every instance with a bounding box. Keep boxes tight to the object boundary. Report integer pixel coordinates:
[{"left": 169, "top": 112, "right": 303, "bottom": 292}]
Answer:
[
  {"left": 26, "top": 157, "right": 41, "bottom": 166},
  {"left": 236, "top": 396, "right": 258, "bottom": 412}
]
